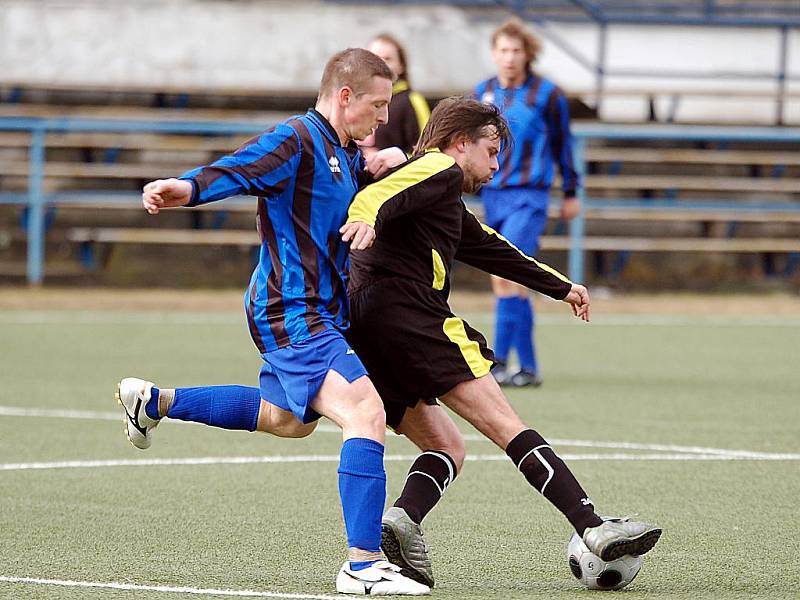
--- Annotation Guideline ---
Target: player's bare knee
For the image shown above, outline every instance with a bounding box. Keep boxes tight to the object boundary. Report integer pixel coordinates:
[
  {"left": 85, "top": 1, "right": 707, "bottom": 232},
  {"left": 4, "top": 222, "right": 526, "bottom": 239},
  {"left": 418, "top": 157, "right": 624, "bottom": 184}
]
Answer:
[
  {"left": 359, "top": 394, "right": 387, "bottom": 434},
  {"left": 342, "top": 390, "right": 386, "bottom": 436}
]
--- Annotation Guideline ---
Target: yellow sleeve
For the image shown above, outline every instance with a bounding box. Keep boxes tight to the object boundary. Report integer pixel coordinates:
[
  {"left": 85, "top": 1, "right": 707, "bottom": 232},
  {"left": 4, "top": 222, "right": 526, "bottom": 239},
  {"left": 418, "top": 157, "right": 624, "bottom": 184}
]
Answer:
[{"left": 347, "top": 152, "right": 455, "bottom": 227}]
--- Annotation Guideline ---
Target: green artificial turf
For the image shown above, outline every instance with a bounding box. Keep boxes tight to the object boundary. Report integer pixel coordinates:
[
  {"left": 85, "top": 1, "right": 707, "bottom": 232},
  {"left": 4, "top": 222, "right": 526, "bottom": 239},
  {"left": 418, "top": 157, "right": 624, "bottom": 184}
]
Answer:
[{"left": 0, "top": 309, "right": 797, "bottom": 599}]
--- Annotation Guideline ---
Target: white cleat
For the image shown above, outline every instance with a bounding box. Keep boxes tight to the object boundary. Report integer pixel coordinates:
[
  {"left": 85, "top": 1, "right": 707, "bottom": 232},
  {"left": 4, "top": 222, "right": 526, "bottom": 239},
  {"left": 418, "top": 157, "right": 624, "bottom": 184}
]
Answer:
[
  {"left": 335, "top": 560, "right": 430, "bottom": 596},
  {"left": 116, "top": 377, "right": 159, "bottom": 450}
]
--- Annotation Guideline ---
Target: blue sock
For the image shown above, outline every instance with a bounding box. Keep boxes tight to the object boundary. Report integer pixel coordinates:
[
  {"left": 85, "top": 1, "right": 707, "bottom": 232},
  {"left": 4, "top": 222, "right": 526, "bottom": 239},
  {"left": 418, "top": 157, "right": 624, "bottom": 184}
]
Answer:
[
  {"left": 514, "top": 297, "right": 537, "bottom": 372},
  {"left": 152, "top": 385, "right": 261, "bottom": 431},
  {"left": 494, "top": 296, "right": 517, "bottom": 362},
  {"left": 349, "top": 560, "right": 379, "bottom": 571},
  {"left": 145, "top": 387, "right": 160, "bottom": 420},
  {"left": 338, "top": 437, "right": 386, "bottom": 553}
]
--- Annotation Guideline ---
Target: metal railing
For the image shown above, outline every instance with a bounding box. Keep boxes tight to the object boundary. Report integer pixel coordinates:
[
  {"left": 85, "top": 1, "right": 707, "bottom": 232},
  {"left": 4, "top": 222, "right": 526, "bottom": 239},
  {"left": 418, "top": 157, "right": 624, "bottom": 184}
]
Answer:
[
  {"left": 1, "top": 117, "right": 799, "bottom": 284},
  {"left": 569, "top": 123, "right": 800, "bottom": 281}
]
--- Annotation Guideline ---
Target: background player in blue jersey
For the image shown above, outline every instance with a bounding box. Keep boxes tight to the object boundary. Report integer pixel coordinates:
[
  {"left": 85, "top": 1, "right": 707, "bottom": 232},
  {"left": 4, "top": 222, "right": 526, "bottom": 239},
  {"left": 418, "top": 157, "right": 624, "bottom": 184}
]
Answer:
[
  {"left": 119, "top": 48, "right": 429, "bottom": 596},
  {"left": 474, "top": 17, "right": 581, "bottom": 388}
]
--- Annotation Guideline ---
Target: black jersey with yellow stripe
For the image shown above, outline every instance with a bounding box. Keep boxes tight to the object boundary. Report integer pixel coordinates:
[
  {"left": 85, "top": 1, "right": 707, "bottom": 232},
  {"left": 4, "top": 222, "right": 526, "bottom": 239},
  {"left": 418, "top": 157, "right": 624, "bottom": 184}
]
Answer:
[
  {"left": 347, "top": 149, "right": 573, "bottom": 300},
  {"left": 373, "top": 79, "right": 430, "bottom": 154}
]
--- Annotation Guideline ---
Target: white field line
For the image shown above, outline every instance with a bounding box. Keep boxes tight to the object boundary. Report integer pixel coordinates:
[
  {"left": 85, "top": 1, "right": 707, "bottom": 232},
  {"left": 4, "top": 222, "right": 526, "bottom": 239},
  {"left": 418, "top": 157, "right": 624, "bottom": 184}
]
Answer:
[
  {"left": 0, "top": 406, "right": 125, "bottom": 421},
  {"left": 0, "top": 312, "right": 243, "bottom": 325},
  {"left": 0, "top": 576, "right": 359, "bottom": 599},
  {"left": 2, "top": 312, "right": 799, "bottom": 327},
  {"left": 2, "top": 451, "right": 799, "bottom": 473},
  {"left": 2, "top": 405, "right": 797, "bottom": 461}
]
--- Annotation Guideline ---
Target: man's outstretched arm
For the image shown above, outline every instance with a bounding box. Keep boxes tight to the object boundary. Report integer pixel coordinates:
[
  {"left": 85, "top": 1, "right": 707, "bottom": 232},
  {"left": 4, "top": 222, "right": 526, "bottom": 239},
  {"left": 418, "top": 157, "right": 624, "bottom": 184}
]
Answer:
[
  {"left": 142, "top": 124, "right": 301, "bottom": 213},
  {"left": 456, "top": 204, "right": 590, "bottom": 321}
]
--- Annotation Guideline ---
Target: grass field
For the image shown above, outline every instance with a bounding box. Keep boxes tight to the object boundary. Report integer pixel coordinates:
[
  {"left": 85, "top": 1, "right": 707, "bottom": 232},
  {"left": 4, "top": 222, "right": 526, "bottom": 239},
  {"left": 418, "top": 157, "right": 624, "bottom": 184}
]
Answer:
[{"left": 1, "top": 293, "right": 798, "bottom": 599}]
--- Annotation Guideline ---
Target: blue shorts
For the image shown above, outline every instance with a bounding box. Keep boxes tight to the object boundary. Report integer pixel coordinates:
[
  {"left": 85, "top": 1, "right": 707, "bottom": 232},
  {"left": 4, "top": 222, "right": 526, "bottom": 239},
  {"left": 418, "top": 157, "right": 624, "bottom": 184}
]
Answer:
[
  {"left": 481, "top": 188, "right": 549, "bottom": 255},
  {"left": 259, "top": 328, "right": 368, "bottom": 424},
  {"left": 486, "top": 209, "right": 548, "bottom": 256}
]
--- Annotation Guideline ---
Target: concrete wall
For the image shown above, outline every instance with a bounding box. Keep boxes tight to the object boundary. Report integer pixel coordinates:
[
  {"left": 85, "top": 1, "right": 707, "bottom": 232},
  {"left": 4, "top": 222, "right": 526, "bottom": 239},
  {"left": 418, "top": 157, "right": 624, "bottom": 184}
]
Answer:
[{"left": 1, "top": 0, "right": 797, "bottom": 124}]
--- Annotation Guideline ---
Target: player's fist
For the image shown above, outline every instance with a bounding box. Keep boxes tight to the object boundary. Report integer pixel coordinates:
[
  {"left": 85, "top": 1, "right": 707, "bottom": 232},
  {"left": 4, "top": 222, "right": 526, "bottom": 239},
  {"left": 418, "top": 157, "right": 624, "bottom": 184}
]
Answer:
[
  {"left": 142, "top": 178, "right": 193, "bottom": 214},
  {"left": 563, "top": 283, "right": 590, "bottom": 322},
  {"left": 560, "top": 196, "right": 581, "bottom": 221}
]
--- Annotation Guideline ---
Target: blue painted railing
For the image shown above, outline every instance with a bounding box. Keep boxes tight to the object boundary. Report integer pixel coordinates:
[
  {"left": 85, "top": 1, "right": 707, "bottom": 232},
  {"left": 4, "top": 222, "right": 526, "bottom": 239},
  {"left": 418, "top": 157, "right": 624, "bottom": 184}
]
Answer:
[
  {"left": 1, "top": 117, "right": 799, "bottom": 284},
  {"left": 569, "top": 123, "right": 800, "bottom": 281}
]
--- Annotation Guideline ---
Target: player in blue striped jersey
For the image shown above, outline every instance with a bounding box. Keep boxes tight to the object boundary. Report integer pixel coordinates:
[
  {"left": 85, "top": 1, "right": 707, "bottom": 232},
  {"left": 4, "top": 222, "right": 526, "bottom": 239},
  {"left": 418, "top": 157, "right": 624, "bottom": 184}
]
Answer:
[
  {"left": 474, "top": 18, "right": 581, "bottom": 388},
  {"left": 118, "top": 48, "right": 429, "bottom": 595}
]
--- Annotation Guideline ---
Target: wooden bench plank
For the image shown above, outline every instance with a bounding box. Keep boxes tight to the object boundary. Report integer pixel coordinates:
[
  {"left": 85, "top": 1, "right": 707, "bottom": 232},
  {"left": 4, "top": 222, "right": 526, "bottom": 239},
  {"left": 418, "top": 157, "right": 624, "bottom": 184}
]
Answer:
[
  {"left": 583, "top": 175, "right": 799, "bottom": 194},
  {"left": 46, "top": 197, "right": 800, "bottom": 223},
  {"left": 67, "top": 227, "right": 258, "bottom": 245},
  {"left": 584, "top": 147, "right": 800, "bottom": 167},
  {"left": 582, "top": 207, "right": 800, "bottom": 222},
  {"left": 56, "top": 199, "right": 257, "bottom": 212},
  {"left": 0, "top": 104, "right": 287, "bottom": 122},
  {"left": 66, "top": 227, "right": 800, "bottom": 253},
  {"left": 0, "top": 132, "right": 248, "bottom": 152},
  {"left": 5, "top": 161, "right": 798, "bottom": 193},
  {"left": 1, "top": 161, "right": 197, "bottom": 178},
  {"left": 573, "top": 87, "right": 800, "bottom": 99},
  {"left": 540, "top": 236, "right": 800, "bottom": 252},
  {"left": 3, "top": 131, "right": 795, "bottom": 168}
]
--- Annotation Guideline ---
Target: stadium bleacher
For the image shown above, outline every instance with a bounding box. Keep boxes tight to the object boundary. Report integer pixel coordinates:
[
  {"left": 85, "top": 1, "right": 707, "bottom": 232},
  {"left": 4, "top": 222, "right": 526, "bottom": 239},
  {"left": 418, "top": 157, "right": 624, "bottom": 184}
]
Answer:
[
  {"left": 1, "top": 0, "right": 799, "bottom": 285},
  {"left": 1, "top": 108, "right": 799, "bottom": 284}
]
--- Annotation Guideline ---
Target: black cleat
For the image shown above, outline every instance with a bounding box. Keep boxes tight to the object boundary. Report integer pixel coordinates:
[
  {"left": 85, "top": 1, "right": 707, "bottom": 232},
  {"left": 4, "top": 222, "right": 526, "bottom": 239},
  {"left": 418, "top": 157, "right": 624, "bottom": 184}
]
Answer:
[{"left": 381, "top": 507, "right": 434, "bottom": 588}]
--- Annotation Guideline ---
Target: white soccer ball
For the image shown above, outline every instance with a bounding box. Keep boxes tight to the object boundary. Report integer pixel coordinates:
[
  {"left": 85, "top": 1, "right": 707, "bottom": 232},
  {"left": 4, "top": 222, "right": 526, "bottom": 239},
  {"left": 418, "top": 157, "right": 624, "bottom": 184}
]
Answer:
[{"left": 566, "top": 532, "right": 643, "bottom": 590}]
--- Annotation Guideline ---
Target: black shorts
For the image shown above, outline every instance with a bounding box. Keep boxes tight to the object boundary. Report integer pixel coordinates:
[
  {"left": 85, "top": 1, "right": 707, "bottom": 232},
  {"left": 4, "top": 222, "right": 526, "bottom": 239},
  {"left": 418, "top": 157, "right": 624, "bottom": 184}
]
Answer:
[{"left": 347, "top": 277, "right": 495, "bottom": 430}]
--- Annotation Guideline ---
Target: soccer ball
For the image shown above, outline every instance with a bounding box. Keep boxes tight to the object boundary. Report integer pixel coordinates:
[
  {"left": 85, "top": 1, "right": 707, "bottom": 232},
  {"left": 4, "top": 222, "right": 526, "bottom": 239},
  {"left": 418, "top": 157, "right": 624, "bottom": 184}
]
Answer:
[{"left": 566, "top": 532, "right": 643, "bottom": 590}]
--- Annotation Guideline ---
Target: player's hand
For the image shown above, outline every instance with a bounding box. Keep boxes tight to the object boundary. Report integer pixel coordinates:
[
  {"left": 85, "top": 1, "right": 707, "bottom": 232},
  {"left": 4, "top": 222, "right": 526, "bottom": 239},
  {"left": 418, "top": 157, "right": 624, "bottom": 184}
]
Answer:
[
  {"left": 142, "top": 178, "right": 193, "bottom": 215},
  {"left": 365, "top": 147, "right": 407, "bottom": 179},
  {"left": 340, "top": 221, "right": 376, "bottom": 250},
  {"left": 563, "top": 283, "right": 590, "bottom": 322},
  {"left": 560, "top": 196, "right": 581, "bottom": 221},
  {"left": 357, "top": 132, "right": 377, "bottom": 148}
]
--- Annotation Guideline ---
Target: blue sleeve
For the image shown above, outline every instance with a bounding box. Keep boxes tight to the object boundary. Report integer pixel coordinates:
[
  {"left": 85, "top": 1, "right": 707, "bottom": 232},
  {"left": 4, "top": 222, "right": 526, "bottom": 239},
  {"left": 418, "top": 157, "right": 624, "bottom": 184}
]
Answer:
[
  {"left": 547, "top": 88, "right": 580, "bottom": 197},
  {"left": 179, "top": 123, "right": 300, "bottom": 206},
  {"left": 472, "top": 80, "right": 485, "bottom": 101}
]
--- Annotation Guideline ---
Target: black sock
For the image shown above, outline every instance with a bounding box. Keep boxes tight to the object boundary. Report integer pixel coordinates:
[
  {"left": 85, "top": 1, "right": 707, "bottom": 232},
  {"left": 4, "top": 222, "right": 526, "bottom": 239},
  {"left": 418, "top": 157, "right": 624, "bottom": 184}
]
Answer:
[
  {"left": 393, "top": 450, "right": 457, "bottom": 524},
  {"left": 506, "top": 429, "right": 603, "bottom": 535}
]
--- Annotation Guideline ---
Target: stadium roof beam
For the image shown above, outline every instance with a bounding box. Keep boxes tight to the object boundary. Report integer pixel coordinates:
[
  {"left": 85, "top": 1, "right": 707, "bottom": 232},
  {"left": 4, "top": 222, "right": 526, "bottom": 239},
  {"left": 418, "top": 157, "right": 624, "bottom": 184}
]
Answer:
[
  {"left": 328, "top": 1, "right": 800, "bottom": 27},
  {"left": 327, "top": 0, "right": 797, "bottom": 122}
]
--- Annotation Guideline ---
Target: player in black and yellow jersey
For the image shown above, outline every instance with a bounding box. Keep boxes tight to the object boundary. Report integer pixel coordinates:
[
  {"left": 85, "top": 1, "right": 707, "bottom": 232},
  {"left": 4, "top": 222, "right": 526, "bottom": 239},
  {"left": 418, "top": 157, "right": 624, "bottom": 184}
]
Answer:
[
  {"left": 345, "top": 97, "right": 662, "bottom": 588},
  {"left": 367, "top": 33, "right": 430, "bottom": 155}
]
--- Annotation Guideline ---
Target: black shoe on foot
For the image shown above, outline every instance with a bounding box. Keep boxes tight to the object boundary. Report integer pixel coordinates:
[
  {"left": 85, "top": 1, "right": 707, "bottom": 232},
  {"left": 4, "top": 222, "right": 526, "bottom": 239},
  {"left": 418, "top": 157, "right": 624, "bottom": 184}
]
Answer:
[{"left": 510, "top": 369, "right": 543, "bottom": 387}]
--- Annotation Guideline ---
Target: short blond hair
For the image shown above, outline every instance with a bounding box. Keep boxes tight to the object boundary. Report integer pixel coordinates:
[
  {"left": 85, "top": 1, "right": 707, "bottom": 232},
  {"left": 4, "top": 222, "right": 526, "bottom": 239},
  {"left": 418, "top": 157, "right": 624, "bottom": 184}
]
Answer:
[
  {"left": 491, "top": 17, "right": 542, "bottom": 64},
  {"left": 318, "top": 48, "right": 393, "bottom": 100}
]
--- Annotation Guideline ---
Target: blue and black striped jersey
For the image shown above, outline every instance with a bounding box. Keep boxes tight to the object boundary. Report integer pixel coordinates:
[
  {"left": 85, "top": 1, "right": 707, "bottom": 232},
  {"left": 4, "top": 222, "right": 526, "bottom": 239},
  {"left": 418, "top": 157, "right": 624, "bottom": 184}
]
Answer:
[
  {"left": 179, "top": 109, "right": 363, "bottom": 352},
  {"left": 474, "top": 73, "right": 579, "bottom": 196}
]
